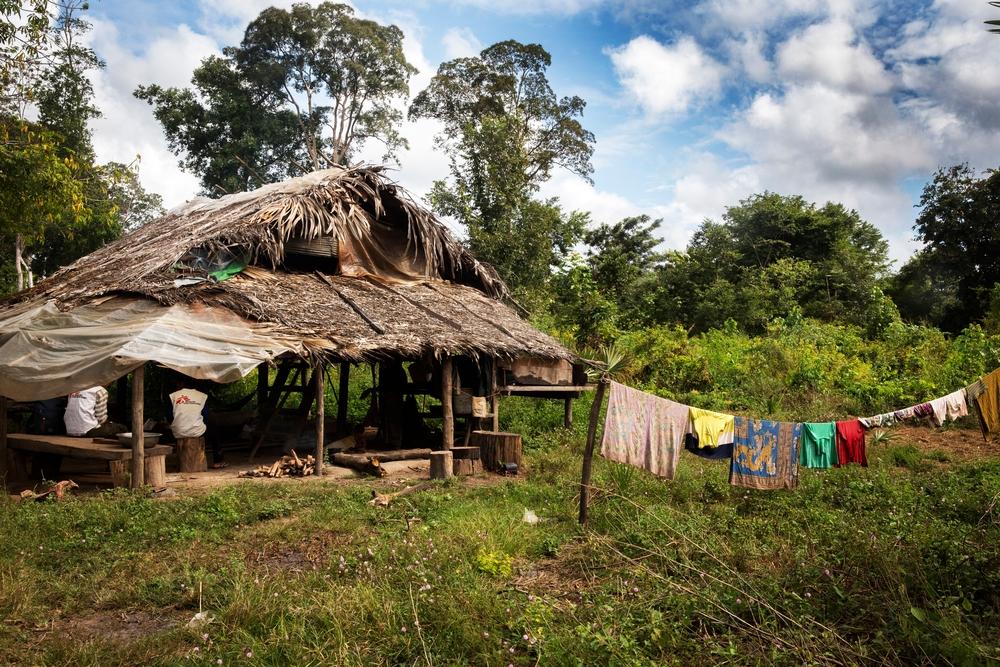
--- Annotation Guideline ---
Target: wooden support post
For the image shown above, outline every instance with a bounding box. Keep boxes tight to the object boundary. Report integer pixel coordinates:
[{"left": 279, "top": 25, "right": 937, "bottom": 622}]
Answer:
[
  {"left": 491, "top": 360, "right": 500, "bottom": 432},
  {"left": 441, "top": 356, "right": 454, "bottom": 450},
  {"left": 337, "top": 361, "right": 350, "bottom": 435},
  {"left": 256, "top": 363, "right": 268, "bottom": 411},
  {"left": 130, "top": 365, "right": 145, "bottom": 489},
  {"left": 564, "top": 397, "right": 573, "bottom": 429},
  {"left": 0, "top": 395, "right": 7, "bottom": 486},
  {"left": 314, "top": 363, "right": 325, "bottom": 476},
  {"left": 579, "top": 379, "right": 609, "bottom": 525}
]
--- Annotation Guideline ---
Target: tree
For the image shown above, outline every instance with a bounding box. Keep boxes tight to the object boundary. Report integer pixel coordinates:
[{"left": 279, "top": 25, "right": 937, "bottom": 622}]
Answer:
[
  {"left": 137, "top": 2, "right": 415, "bottom": 194},
  {"left": 410, "top": 40, "right": 595, "bottom": 301},
  {"left": 658, "top": 193, "right": 893, "bottom": 334},
  {"left": 892, "top": 164, "right": 1000, "bottom": 330},
  {"left": 582, "top": 215, "right": 665, "bottom": 328},
  {"left": 0, "top": 0, "right": 50, "bottom": 115}
]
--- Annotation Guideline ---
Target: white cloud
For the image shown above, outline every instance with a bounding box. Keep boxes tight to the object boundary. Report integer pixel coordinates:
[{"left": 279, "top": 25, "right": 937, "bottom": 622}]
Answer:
[
  {"left": 777, "top": 20, "right": 892, "bottom": 93},
  {"left": 608, "top": 35, "right": 726, "bottom": 115},
  {"left": 87, "top": 18, "right": 219, "bottom": 206},
  {"left": 444, "top": 0, "right": 605, "bottom": 15},
  {"left": 441, "top": 27, "right": 482, "bottom": 59}
]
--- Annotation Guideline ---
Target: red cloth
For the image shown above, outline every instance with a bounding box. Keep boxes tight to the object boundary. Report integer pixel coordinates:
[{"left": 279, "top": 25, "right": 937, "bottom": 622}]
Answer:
[{"left": 835, "top": 419, "right": 867, "bottom": 466}]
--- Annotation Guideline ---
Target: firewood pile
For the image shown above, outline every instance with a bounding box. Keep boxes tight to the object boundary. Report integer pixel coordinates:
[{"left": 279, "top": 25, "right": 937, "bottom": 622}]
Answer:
[{"left": 239, "top": 450, "right": 316, "bottom": 478}]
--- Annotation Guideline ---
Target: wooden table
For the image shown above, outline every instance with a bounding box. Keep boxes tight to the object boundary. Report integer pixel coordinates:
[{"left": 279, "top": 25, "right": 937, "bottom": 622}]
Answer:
[{"left": 7, "top": 434, "right": 173, "bottom": 487}]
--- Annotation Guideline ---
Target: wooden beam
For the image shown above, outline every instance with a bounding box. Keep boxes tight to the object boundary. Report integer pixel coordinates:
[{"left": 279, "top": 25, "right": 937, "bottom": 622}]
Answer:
[
  {"left": 0, "top": 395, "right": 7, "bottom": 487},
  {"left": 579, "top": 378, "right": 608, "bottom": 525},
  {"left": 441, "top": 356, "right": 454, "bottom": 450},
  {"left": 130, "top": 365, "right": 145, "bottom": 489},
  {"left": 314, "top": 363, "right": 324, "bottom": 476},
  {"left": 337, "top": 361, "right": 350, "bottom": 435},
  {"left": 564, "top": 397, "right": 573, "bottom": 429},
  {"left": 491, "top": 361, "right": 500, "bottom": 432}
]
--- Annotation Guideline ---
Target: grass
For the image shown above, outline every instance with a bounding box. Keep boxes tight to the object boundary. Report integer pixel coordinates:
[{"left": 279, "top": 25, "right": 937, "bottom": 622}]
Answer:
[{"left": 2, "top": 415, "right": 1000, "bottom": 665}]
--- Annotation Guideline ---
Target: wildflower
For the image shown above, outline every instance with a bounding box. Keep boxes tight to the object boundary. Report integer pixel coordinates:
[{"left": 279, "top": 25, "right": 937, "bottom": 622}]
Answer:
[
  {"left": 805, "top": 591, "right": 812, "bottom": 598},
  {"left": 522, "top": 634, "right": 529, "bottom": 641},
  {"left": 401, "top": 626, "right": 407, "bottom": 633},
  {"left": 216, "top": 660, "right": 223, "bottom": 665},
  {"left": 632, "top": 587, "right": 639, "bottom": 594},
  {"left": 823, "top": 569, "right": 831, "bottom": 577},
  {"left": 483, "top": 631, "right": 490, "bottom": 638},
  {"left": 245, "top": 650, "right": 253, "bottom": 658}
]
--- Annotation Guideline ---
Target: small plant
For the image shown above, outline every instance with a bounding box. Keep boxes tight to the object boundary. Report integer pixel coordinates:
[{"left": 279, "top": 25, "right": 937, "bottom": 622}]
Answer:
[
  {"left": 886, "top": 444, "right": 925, "bottom": 470},
  {"left": 871, "top": 429, "right": 893, "bottom": 446},
  {"left": 475, "top": 549, "right": 514, "bottom": 578}
]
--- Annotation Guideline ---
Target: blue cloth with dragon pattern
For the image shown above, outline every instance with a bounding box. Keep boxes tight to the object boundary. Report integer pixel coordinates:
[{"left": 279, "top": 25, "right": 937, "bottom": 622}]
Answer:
[{"left": 729, "top": 417, "right": 801, "bottom": 490}]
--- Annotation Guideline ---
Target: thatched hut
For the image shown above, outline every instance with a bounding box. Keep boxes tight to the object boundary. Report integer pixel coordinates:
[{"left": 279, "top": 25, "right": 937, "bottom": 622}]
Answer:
[{"left": 0, "top": 167, "right": 582, "bottom": 487}]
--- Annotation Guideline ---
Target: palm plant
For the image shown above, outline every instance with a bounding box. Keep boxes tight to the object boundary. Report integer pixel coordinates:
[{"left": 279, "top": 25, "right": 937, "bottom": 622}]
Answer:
[{"left": 988, "top": 1, "right": 1000, "bottom": 34}]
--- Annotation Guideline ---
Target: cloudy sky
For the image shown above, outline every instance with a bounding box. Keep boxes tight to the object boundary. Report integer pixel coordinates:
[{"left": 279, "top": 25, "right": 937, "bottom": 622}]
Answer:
[{"left": 86, "top": 0, "right": 1000, "bottom": 263}]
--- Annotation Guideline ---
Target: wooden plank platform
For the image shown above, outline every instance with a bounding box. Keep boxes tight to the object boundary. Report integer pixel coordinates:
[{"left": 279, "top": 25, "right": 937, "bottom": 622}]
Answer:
[
  {"left": 7, "top": 434, "right": 172, "bottom": 461},
  {"left": 498, "top": 384, "right": 594, "bottom": 398}
]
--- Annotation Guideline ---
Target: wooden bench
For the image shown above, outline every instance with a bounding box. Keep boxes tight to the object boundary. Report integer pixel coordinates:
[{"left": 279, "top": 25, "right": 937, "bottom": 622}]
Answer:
[{"left": 7, "top": 434, "right": 173, "bottom": 487}]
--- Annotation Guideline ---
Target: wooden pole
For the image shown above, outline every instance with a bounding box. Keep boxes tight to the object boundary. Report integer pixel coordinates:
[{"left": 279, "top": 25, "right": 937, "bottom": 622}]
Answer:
[
  {"left": 130, "top": 365, "right": 145, "bottom": 489},
  {"left": 0, "top": 395, "right": 7, "bottom": 487},
  {"left": 441, "top": 356, "right": 454, "bottom": 450},
  {"left": 256, "top": 363, "right": 268, "bottom": 412},
  {"left": 564, "top": 397, "right": 573, "bottom": 429},
  {"left": 491, "top": 360, "right": 500, "bottom": 432},
  {"left": 578, "top": 378, "right": 608, "bottom": 525},
  {"left": 314, "top": 363, "right": 325, "bottom": 476},
  {"left": 337, "top": 361, "right": 350, "bottom": 436}
]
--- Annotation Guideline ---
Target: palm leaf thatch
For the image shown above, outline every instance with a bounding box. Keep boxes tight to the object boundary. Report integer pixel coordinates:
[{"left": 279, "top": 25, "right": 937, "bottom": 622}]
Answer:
[{"left": 0, "top": 166, "right": 572, "bottom": 364}]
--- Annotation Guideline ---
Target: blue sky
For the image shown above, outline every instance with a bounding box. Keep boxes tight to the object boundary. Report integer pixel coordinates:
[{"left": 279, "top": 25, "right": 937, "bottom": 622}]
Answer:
[{"left": 84, "top": 0, "right": 1000, "bottom": 264}]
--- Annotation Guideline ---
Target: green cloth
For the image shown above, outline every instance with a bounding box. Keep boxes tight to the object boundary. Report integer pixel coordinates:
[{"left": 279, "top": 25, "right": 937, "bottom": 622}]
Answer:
[
  {"left": 209, "top": 260, "right": 247, "bottom": 282},
  {"left": 800, "top": 422, "right": 837, "bottom": 468}
]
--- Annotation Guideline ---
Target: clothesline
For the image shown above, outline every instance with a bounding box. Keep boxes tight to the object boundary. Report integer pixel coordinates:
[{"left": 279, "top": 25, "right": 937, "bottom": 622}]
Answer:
[{"left": 598, "top": 367, "right": 1000, "bottom": 492}]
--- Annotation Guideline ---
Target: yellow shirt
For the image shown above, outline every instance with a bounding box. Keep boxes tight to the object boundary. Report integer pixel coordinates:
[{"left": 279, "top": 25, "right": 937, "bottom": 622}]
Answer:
[
  {"left": 689, "top": 407, "right": 735, "bottom": 448},
  {"left": 977, "top": 369, "right": 1000, "bottom": 437}
]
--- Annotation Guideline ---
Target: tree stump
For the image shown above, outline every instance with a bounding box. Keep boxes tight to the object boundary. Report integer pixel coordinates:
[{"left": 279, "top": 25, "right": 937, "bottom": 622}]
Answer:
[
  {"left": 429, "top": 450, "right": 453, "bottom": 480},
  {"left": 109, "top": 459, "right": 130, "bottom": 487},
  {"left": 453, "top": 458, "right": 482, "bottom": 476},
  {"left": 145, "top": 454, "right": 167, "bottom": 487},
  {"left": 176, "top": 436, "right": 207, "bottom": 473},
  {"left": 470, "top": 431, "right": 522, "bottom": 472}
]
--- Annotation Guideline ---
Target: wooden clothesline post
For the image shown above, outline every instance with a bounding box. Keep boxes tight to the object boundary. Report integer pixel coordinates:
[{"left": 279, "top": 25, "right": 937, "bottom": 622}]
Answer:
[{"left": 578, "top": 377, "right": 609, "bottom": 525}]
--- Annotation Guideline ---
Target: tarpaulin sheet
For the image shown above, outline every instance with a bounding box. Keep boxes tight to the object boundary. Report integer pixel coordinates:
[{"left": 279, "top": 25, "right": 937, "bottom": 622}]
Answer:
[{"left": 0, "top": 297, "right": 302, "bottom": 401}]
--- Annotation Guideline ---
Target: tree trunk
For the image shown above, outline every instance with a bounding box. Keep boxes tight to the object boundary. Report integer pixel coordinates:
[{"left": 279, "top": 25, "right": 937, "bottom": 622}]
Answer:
[
  {"left": 579, "top": 379, "right": 608, "bottom": 525},
  {"left": 429, "top": 450, "right": 453, "bottom": 480},
  {"left": 470, "top": 431, "right": 522, "bottom": 472},
  {"left": 14, "top": 234, "right": 23, "bottom": 292}
]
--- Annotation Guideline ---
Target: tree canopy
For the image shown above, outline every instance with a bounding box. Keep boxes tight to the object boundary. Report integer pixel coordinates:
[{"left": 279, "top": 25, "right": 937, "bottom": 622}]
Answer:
[{"left": 137, "top": 2, "right": 415, "bottom": 194}]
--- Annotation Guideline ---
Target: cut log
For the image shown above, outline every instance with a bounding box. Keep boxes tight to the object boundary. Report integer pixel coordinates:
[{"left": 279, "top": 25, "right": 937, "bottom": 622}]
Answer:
[
  {"left": 144, "top": 454, "right": 167, "bottom": 487},
  {"left": 330, "top": 452, "right": 387, "bottom": 477},
  {"left": 333, "top": 448, "right": 430, "bottom": 464},
  {"left": 453, "top": 458, "right": 482, "bottom": 476},
  {"left": 451, "top": 446, "right": 480, "bottom": 460},
  {"left": 470, "top": 431, "right": 522, "bottom": 472},
  {"left": 429, "top": 450, "right": 453, "bottom": 480},
  {"left": 109, "top": 459, "right": 129, "bottom": 487},
  {"left": 176, "top": 436, "right": 208, "bottom": 473}
]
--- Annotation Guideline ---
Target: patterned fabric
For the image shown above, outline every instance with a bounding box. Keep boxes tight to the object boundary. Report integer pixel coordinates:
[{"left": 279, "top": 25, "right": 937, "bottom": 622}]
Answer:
[
  {"left": 730, "top": 417, "right": 801, "bottom": 489},
  {"left": 835, "top": 419, "right": 867, "bottom": 466},
  {"left": 600, "top": 381, "right": 688, "bottom": 479},
  {"left": 800, "top": 422, "right": 837, "bottom": 469},
  {"left": 929, "top": 389, "right": 969, "bottom": 427},
  {"left": 891, "top": 406, "right": 916, "bottom": 422},
  {"left": 912, "top": 402, "right": 934, "bottom": 419},
  {"left": 859, "top": 412, "right": 896, "bottom": 430},
  {"left": 688, "top": 406, "right": 735, "bottom": 448}
]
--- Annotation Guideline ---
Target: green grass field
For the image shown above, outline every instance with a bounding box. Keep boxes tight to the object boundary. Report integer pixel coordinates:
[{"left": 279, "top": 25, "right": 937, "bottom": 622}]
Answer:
[{"left": 2, "top": 424, "right": 999, "bottom": 666}]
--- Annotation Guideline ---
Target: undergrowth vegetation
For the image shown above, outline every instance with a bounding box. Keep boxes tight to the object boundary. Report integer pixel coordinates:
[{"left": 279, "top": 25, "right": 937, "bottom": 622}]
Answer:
[{"left": 2, "top": 420, "right": 999, "bottom": 665}]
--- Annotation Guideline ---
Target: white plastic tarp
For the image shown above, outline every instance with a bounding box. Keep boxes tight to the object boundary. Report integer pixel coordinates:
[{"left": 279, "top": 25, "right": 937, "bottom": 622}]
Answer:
[{"left": 0, "top": 297, "right": 303, "bottom": 401}]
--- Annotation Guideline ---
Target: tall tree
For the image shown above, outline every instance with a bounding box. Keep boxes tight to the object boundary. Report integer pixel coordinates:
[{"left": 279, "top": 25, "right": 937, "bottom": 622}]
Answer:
[
  {"left": 409, "top": 40, "right": 595, "bottom": 301},
  {"left": 0, "top": 0, "right": 50, "bottom": 115},
  {"left": 891, "top": 164, "right": 1000, "bottom": 330},
  {"left": 659, "top": 193, "right": 894, "bottom": 334},
  {"left": 137, "top": 2, "right": 415, "bottom": 194}
]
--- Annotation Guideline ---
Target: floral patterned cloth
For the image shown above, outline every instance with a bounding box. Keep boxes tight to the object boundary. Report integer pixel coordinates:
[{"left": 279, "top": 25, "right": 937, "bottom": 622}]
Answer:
[{"left": 601, "top": 381, "right": 688, "bottom": 479}]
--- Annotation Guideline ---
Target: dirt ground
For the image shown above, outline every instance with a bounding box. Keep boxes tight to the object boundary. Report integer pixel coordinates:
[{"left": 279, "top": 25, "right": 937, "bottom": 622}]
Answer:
[{"left": 883, "top": 424, "right": 1000, "bottom": 461}]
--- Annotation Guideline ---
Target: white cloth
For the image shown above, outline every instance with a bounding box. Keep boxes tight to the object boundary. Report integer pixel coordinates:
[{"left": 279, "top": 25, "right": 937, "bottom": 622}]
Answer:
[
  {"left": 169, "top": 389, "right": 208, "bottom": 438},
  {"left": 930, "top": 388, "right": 969, "bottom": 427},
  {"left": 64, "top": 387, "right": 108, "bottom": 436}
]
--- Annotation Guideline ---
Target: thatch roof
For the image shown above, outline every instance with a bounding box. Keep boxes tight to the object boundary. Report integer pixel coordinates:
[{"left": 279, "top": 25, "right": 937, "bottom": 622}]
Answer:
[{"left": 1, "top": 166, "right": 572, "bottom": 364}]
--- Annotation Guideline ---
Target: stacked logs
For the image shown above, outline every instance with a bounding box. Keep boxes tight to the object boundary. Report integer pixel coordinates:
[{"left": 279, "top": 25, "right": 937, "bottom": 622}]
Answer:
[{"left": 239, "top": 450, "right": 316, "bottom": 478}]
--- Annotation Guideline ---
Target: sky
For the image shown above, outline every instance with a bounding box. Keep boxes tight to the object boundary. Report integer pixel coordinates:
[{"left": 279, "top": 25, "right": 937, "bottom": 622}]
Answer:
[{"left": 84, "top": 0, "right": 1000, "bottom": 264}]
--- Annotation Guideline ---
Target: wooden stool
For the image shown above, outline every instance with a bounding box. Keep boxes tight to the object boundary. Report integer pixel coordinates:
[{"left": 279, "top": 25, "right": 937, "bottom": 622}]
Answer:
[
  {"left": 470, "top": 431, "right": 522, "bottom": 472},
  {"left": 451, "top": 446, "right": 482, "bottom": 476},
  {"left": 110, "top": 454, "right": 166, "bottom": 487},
  {"left": 429, "top": 450, "right": 453, "bottom": 480},
  {"left": 175, "top": 436, "right": 207, "bottom": 472}
]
